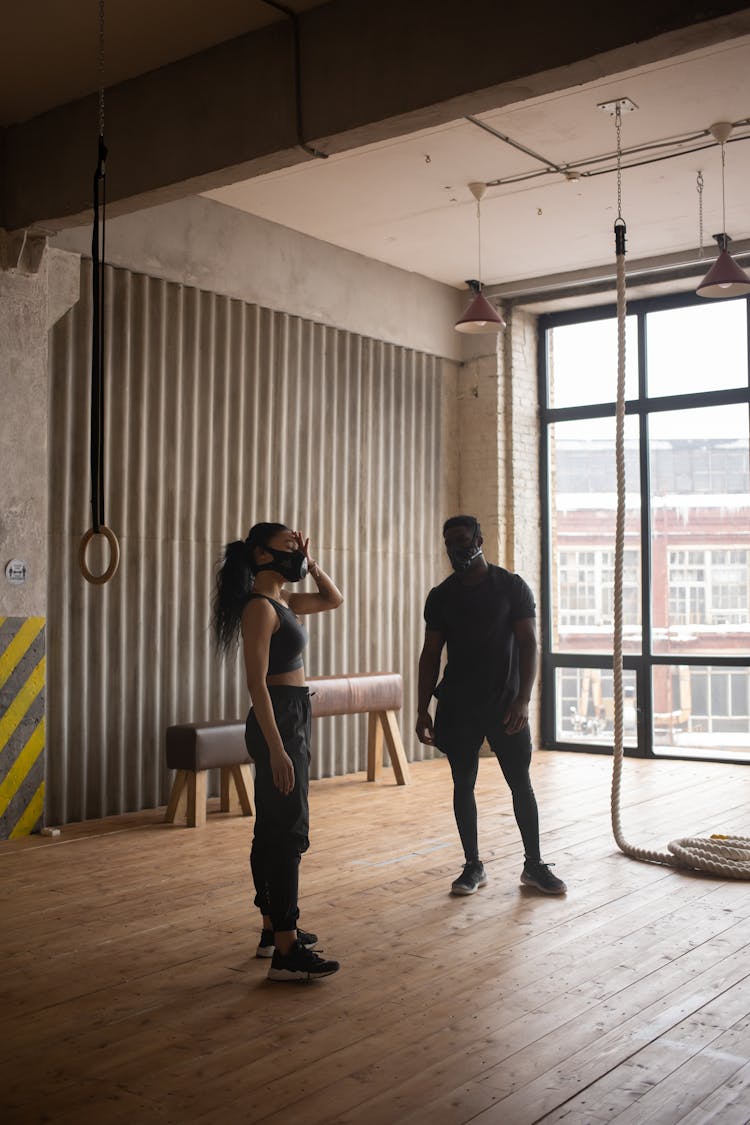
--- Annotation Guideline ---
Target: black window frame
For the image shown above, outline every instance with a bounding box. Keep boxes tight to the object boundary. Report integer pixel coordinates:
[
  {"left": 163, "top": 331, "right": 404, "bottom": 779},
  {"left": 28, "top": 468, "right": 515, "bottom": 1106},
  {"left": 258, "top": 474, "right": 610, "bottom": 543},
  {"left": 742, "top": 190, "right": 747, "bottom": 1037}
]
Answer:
[{"left": 538, "top": 289, "right": 750, "bottom": 764}]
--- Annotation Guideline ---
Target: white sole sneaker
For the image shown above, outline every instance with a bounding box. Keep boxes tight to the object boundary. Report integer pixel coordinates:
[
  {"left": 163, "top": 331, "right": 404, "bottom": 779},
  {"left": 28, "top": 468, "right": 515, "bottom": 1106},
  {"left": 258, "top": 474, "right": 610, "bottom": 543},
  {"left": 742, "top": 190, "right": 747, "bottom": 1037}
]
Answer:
[
  {"left": 450, "top": 873, "right": 488, "bottom": 896},
  {"left": 267, "top": 964, "right": 339, "bottom": 981},
  {"left": 520, "top": 871, "right": 567, "bottom": 895}
]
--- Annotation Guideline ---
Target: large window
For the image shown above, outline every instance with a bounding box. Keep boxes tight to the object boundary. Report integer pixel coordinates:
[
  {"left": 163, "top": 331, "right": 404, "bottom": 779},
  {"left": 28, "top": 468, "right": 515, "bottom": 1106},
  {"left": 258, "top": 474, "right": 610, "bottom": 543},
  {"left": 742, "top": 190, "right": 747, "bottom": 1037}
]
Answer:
[{"left": 541, "top": 295, "right": 750, "bottom": 762}]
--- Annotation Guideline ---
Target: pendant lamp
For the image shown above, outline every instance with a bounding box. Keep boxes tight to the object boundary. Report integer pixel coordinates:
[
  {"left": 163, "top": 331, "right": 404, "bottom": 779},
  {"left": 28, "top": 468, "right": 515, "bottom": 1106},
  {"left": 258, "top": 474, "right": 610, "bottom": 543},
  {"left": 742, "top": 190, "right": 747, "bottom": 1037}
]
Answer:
[
  {"left": 696, "top": 122, "right": 750, "bottom": 299},
  {"left": 455, "top": 182, "right": 505, "bottom": 333}
]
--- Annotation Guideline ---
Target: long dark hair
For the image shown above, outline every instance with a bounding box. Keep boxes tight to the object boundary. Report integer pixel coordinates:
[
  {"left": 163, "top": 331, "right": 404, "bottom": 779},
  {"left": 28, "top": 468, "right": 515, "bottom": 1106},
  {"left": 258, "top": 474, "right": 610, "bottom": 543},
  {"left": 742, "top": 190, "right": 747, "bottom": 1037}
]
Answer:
[{"left": 212, "top": 522, "right": 290, "bottom": 654}]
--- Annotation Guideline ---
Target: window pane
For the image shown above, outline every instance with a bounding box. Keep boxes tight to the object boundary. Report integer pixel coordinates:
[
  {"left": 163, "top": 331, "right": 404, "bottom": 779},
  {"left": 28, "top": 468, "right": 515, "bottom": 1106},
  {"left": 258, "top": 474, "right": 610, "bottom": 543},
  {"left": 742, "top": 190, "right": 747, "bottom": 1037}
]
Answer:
[
  {"left": 549, "top": 415, "right": 641, "bottom": 653},
  {"left": 547, "top": 316, "right": 638, "bottom": 408},
  {"left": 647, "top": 300, "right": 748, "bottom": 398},
  {"left": 650, "top": 405, "right": 750, "bottom": 656},
  {"left": 653, "top": 665, "right": 750, "bottom": 757},
  {"left": 555, "top": 666, "right": 637, "bottom": 748}
]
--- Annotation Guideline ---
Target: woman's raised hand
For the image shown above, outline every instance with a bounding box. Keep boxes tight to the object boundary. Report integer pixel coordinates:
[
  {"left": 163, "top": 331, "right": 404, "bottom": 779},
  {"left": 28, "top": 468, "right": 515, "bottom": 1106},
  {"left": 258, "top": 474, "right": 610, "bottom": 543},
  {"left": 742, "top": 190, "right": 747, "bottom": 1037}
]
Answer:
[{"left": 293, "top": 531, "right": 311, "bottom": 560}]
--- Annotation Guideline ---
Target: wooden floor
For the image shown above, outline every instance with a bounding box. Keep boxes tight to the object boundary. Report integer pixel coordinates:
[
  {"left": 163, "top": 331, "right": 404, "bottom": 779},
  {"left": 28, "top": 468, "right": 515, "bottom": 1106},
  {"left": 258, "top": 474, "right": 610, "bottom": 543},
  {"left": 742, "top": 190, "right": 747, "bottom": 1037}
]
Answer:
[{"left": 2, "top": 751, "right": 750, "bottom": 1125}]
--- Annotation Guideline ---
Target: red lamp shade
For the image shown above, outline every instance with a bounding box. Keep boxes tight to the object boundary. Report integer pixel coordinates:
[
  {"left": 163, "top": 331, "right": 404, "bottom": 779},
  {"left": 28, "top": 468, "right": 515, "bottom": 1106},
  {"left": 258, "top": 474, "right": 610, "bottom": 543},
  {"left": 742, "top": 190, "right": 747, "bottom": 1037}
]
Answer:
[
  {"left": 696, "top": 248, "right": 750, "bottom": 298},
  {"left": 455, "top": 290, "right": 505, "bottom": 334}
]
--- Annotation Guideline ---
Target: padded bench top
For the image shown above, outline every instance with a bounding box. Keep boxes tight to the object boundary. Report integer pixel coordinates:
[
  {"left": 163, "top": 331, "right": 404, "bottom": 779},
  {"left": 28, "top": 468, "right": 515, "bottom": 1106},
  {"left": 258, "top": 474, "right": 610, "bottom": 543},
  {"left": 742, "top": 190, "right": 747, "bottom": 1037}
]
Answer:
[{"left": 166, "top": 672, "right": 402, "bottom": 771}]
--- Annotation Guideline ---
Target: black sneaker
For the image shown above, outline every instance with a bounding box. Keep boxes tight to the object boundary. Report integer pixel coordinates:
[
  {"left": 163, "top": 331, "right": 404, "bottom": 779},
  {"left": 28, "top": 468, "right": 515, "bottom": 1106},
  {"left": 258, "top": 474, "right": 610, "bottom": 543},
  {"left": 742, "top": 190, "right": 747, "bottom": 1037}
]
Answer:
[
  {"left": 521, "top": 860, "right": 567, "bottom": 895},
  {"left": 267, "top": 940, "right": 340, "bottom": 981},
  {"left": 256, "top": 926, "right": 318, "bottom": 959},
  {"left": 450, "top": 860, "right": 488, "bottom": 896}
]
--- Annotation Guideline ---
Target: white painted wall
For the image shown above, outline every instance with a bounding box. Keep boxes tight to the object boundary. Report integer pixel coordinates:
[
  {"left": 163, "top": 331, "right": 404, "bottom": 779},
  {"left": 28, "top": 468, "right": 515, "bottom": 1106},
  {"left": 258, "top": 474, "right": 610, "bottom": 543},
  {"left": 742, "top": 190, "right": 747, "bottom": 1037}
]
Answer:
[{"left": 51, "top": 195, "right": 466, "bottom": 362}]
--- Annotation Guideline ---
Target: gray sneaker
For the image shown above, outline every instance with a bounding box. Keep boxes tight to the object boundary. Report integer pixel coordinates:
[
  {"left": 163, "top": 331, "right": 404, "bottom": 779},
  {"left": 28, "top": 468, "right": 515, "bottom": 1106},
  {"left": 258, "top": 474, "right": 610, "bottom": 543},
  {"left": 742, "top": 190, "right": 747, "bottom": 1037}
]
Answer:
[
  {"left": 451, "top": 860, "right": 488, "bottom": 896},
  {"left": 256, "top": 926, "right": 318, "bottom": 959},
  {"left": 521, "top": 860, "right": 567, "bottom": 894},
  {"left": 267, "top": 940, "right": 340, "bottom": 982}
]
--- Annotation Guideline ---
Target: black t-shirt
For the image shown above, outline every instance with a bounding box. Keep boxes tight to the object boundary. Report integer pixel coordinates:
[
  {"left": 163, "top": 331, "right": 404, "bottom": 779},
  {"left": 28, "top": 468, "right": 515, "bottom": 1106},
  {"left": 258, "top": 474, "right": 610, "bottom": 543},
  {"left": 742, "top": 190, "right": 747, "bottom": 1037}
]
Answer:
[{"left": 424, "top": 564, "right": 536, "bottom": 705}]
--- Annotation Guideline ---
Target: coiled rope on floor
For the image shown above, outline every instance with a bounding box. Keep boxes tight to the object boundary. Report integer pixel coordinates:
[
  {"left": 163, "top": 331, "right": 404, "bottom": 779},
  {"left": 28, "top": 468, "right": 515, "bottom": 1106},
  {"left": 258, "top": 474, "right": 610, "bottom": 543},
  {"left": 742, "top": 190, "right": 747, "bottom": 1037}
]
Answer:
[{"left": 609, "top": 106, "right": 750, "bottom": 880}]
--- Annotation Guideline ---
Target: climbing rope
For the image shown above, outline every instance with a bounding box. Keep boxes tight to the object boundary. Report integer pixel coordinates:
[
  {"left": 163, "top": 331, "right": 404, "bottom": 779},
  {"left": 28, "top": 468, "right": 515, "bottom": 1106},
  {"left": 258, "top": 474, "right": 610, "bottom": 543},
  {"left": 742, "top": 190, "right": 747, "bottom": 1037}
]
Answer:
[{"left": 609, "top": 104, "right": 750, "bottom": 879}]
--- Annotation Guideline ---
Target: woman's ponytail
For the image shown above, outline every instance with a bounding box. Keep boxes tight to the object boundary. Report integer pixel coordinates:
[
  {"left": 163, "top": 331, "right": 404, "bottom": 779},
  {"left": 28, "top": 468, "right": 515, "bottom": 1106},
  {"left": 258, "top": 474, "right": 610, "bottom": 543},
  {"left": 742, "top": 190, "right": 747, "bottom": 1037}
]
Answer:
[{"left": 212, "top": 539, "right": 254, "bottom": 654}]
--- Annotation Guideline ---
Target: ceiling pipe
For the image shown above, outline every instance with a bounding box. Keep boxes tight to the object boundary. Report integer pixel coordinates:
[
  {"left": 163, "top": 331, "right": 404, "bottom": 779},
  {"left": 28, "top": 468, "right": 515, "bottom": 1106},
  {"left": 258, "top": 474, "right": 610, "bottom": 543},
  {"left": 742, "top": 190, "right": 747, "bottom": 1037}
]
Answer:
[
  {"left": 464, "top": 114, "right": 750, "bottom": 189},
  {"left": 260, "top": 0, "right": 328, "bottom": 161},
  {"left": 484, "top": 240, "right": 750, "bottom": 304}
]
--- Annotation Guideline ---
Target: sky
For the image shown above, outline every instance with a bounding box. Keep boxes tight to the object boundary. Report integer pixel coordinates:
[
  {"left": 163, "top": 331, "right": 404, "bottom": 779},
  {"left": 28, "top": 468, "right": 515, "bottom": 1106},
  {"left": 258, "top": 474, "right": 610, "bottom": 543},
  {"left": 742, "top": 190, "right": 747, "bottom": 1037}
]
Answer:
[{"left": 549, "top": 297, "right": 749, "bottom": 441}]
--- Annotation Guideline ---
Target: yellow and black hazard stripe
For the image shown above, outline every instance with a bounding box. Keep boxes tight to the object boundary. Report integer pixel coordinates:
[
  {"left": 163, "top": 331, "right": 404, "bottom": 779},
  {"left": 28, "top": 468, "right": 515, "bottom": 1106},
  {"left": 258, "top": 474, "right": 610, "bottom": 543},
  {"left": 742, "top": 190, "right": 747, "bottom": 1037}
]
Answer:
[{"left": 0, "top": 617, "right": 45, "bottom": 839}]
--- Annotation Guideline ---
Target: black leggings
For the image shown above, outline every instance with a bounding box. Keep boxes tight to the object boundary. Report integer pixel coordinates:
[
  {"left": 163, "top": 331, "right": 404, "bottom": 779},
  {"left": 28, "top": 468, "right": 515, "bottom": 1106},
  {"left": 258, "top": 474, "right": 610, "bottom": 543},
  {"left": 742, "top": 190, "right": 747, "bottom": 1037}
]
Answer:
[
  {"left": 245, "top": 686, "right": 311, "bottom": 933},
  {"left": 435, "top": 698, "right": 540, "bottom": 864}
]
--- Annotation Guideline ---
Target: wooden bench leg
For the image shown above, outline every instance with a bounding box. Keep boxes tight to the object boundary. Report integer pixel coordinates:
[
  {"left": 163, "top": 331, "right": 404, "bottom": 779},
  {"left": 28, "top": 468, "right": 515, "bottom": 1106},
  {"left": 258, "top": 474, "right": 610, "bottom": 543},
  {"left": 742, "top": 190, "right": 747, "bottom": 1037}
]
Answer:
[
  {"left": 220, "top": 766, "right": 238, "bottom": 814},
  {"left": 367, "top": 712, "right": 384, "bottom": 781},
  {"left": 380, "top": 710, "right": 411, "bottom": 785},
  {"left": 221, "top": 764, "right": 255, "bottom": 817},
  {"left": 165, "top": 770, "right": 189, "bottom": 823},
  {"left": 234, "top": 763, "right": 255, "bottom": 816},
  {"left": 186, "top": 771, "right": 207, "bottom": 828}
]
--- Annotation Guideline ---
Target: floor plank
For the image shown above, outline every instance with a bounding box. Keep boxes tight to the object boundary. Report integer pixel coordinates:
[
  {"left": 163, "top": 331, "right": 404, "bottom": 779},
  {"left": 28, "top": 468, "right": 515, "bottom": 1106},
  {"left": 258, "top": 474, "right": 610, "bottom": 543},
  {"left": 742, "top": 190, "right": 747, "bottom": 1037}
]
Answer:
[{"left": 2, "top": 751, "right": 750, "bottom": 1125}]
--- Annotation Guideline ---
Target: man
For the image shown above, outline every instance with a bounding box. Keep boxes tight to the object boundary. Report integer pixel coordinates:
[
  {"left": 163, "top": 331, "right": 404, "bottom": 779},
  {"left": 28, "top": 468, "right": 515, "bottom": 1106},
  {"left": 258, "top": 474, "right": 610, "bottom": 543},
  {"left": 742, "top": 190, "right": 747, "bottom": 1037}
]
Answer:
[{"left": 416, "top": 515, "right": 566, "bottom": 896}]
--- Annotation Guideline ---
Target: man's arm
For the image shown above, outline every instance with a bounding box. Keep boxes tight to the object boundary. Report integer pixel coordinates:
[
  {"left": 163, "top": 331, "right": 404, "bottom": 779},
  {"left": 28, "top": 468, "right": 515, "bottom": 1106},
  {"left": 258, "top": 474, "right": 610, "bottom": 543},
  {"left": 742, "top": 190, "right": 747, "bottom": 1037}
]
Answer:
[
  {"left": 505, "top": 616, "right": 538, "bottom": 734},
  {"left": 416, "top": 630, "right": 444, "bottom": 745}
]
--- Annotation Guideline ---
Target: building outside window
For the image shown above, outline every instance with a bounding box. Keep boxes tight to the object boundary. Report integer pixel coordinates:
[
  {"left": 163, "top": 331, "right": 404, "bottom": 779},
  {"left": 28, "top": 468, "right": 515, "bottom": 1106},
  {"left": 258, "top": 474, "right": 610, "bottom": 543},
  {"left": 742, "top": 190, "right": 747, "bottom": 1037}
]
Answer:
[
  {"left": 669, "top": 548, "right": 748, "bottom": 626},
  {"left": 558, "top": 548, "right": 640, "bottom": 629}
]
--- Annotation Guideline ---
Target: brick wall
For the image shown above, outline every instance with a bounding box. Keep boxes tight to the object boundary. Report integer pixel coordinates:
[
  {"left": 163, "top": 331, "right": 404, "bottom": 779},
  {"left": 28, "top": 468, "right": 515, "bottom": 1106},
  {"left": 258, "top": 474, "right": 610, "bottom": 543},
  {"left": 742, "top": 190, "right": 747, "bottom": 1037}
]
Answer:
[
  {"left": 457, "top": 343, "right": 504, "bottom": 563},
  {"left": 503, "top": 305, "right": 542, "bottom": 741},
  {"left": 450, "top": 306, "right": 542, "bottom": 741}
]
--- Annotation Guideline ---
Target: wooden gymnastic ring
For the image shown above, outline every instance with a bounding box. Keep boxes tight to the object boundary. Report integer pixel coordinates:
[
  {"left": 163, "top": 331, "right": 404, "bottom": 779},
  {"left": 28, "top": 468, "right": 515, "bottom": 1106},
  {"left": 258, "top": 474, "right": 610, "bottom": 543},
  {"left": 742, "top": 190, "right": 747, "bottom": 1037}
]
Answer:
[{"left": 79, "top": 526, "right": 120, "bottom": 585}]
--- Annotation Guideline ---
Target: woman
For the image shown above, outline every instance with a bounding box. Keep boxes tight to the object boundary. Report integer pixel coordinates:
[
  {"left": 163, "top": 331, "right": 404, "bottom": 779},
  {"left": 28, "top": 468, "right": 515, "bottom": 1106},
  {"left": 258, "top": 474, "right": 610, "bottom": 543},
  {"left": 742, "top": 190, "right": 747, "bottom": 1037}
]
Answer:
[{"left": 213, "top": 523, "right": 343, "bottom": 981}]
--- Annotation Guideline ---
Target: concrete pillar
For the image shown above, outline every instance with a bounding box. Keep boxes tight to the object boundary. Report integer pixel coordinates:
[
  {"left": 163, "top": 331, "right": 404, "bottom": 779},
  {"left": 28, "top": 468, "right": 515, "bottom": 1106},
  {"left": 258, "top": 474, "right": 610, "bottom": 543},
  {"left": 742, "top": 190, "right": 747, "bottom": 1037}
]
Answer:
[{"left": 0, "top": 237, "right": 80, "bottom": 837}]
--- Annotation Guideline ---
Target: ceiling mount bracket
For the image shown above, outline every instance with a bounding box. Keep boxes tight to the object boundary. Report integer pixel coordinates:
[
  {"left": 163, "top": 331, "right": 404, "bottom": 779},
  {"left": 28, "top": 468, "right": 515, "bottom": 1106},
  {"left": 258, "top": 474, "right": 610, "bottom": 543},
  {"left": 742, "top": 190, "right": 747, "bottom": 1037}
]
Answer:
[
  {"left": 597, "top": 98, "right": 638, "bottom": 116},
  {"left": 709, "top": 121, "right": 733, "bottom": 145}
]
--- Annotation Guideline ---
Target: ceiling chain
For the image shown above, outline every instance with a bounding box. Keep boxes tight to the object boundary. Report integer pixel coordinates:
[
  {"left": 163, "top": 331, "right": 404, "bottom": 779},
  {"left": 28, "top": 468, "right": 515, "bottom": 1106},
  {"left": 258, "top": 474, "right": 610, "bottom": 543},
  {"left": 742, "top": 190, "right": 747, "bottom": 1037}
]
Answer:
[
  {"left": 696, "top": 171, "right": 704, "bottom": 257},
  {"left": 98, "top": 0, "right": 105, "bottom": 137}
]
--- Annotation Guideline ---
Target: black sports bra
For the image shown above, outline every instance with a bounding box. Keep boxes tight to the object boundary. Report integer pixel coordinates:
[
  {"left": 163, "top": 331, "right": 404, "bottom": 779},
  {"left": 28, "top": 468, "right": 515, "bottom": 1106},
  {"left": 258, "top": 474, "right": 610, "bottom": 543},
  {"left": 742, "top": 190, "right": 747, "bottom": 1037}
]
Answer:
[{"left": 248, "top": 594, "right": 308, "bottom": 674}]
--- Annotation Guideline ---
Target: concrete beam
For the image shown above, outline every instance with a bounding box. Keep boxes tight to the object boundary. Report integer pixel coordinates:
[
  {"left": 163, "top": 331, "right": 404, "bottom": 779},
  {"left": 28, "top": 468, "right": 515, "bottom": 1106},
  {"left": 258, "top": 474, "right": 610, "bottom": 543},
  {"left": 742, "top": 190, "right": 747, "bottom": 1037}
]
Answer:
[
  {"left": 486, "top": 239, "right": 750, "bottom": 305},
  {"left": 4, "top": 0, "right": 750, "bottom": 232}
]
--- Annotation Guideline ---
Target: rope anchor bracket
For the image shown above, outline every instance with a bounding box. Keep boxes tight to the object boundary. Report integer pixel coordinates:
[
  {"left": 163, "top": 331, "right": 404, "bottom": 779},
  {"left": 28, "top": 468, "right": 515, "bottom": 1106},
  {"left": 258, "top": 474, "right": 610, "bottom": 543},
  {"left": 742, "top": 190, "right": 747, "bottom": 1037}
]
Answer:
[
  {"left": 614, "top": 217, "right": 627, "bottom": 256},
  {"left": 597, "top": 97, "right": 638, "bottom": 117}
]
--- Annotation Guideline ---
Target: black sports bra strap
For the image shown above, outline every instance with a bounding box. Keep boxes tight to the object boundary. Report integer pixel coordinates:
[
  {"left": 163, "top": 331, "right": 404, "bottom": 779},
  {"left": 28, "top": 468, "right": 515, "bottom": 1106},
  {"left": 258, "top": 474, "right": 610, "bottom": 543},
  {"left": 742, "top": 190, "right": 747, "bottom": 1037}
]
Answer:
[{"left": 248, "top": 592, "right": 286, "bottom": 615}]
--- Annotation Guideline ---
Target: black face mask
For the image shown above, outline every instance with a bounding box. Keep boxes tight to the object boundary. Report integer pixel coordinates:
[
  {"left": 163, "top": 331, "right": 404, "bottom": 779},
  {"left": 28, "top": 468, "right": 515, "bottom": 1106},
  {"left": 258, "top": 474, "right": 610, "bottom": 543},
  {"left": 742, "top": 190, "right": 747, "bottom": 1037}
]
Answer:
[
  {"left": 446, "top": 528, "right": 483, "bottom": 572},
  {"left": 255, "top": 548, "right": 308, "bottom": 583}
]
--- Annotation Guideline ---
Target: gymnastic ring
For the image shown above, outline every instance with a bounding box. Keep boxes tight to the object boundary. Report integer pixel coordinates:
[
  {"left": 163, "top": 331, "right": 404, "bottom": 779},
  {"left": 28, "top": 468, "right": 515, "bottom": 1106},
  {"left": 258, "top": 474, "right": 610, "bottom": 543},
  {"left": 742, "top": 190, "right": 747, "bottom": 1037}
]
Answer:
[{"left": 79, "top": 525, "right": 120, "bottom": 585}]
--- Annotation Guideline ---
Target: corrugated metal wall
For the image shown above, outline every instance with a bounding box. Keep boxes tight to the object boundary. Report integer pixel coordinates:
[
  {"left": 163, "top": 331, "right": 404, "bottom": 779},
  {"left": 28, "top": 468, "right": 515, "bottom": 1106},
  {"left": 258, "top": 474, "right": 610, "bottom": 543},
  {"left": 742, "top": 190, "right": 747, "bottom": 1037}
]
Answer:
[{"left": 47, "top": 262, "right": 447, "bottom": 825}]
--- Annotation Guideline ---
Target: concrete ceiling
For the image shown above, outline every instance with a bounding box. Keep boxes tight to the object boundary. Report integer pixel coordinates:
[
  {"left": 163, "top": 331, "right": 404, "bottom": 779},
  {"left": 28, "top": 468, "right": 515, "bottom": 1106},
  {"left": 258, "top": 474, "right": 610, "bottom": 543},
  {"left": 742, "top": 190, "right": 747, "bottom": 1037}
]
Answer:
[
  {"left": 205, "top": 36, "right": 750, "bottom": 290},
  {"left": 0, "top": 0, "right": 327, "bottom": 127},
  {"left": 3, "top": 3, "right": 749, "bottom": 296}
]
